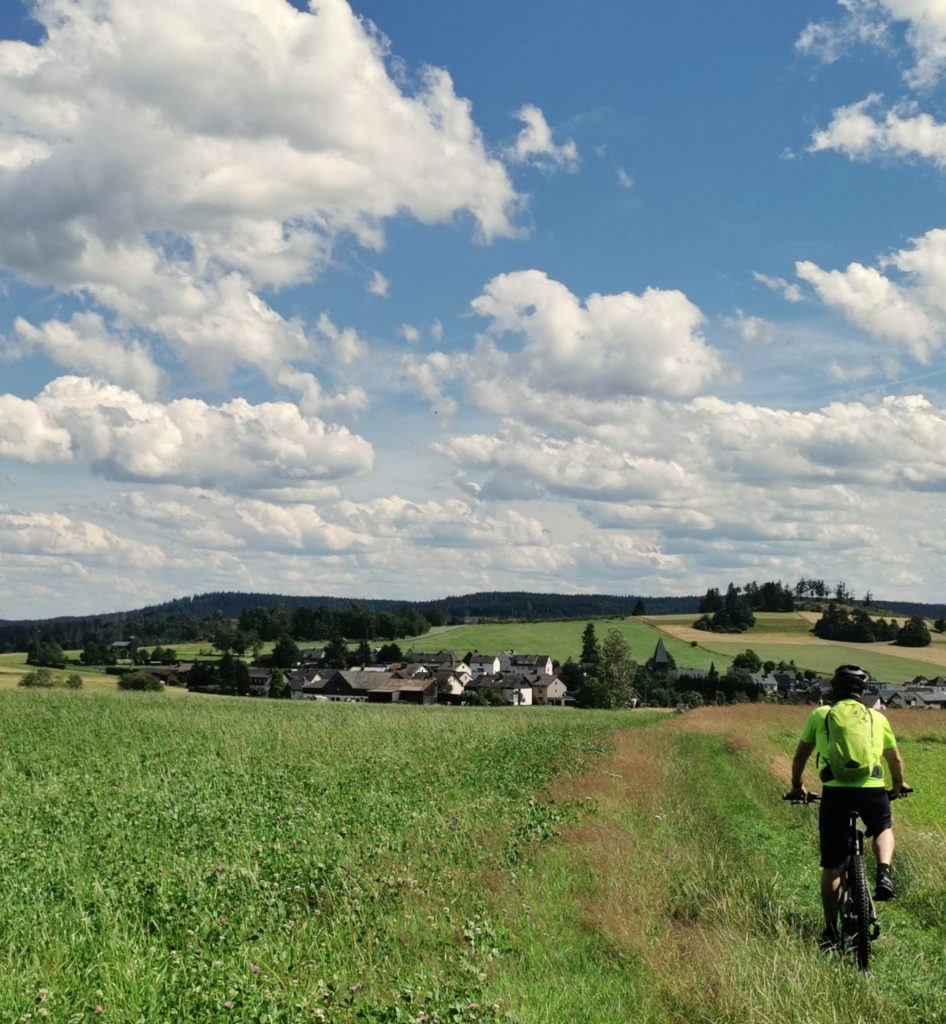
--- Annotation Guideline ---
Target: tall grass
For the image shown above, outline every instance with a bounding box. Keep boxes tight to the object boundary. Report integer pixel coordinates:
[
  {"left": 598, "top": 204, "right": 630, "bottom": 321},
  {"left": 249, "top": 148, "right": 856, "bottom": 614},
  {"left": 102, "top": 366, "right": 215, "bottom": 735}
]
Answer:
[{"left": 0, "top": 691, "right": 652, "bottom": 1022}]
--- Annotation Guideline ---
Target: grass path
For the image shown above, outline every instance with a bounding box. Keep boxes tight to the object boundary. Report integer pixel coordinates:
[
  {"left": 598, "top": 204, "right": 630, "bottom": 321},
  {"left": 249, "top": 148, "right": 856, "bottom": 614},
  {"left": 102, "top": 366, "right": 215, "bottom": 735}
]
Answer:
[{"left": 482, "top": 706, "right": 946, "bottom": 1022}]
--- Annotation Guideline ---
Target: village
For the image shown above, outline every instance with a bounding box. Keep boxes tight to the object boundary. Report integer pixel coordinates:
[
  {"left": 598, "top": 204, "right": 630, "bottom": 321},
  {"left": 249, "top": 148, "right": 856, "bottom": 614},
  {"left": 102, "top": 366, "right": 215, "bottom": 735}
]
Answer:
[{"left": 134, "top": 636, "right": 946, "bottom": 710}]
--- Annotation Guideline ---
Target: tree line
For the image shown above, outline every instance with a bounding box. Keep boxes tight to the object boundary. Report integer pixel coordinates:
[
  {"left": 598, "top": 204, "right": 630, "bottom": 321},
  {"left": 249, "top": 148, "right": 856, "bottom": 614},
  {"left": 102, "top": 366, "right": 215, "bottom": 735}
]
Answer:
[{"left": 0, "top": 590, "right": 704, "bottom": 653}]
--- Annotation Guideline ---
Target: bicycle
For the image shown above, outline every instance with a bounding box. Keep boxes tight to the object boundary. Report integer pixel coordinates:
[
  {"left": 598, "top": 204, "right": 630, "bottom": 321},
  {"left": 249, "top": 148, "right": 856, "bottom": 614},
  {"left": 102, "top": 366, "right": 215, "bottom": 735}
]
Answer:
[{"left": 784, "top": 789, "right": 910, "bottom": 971}]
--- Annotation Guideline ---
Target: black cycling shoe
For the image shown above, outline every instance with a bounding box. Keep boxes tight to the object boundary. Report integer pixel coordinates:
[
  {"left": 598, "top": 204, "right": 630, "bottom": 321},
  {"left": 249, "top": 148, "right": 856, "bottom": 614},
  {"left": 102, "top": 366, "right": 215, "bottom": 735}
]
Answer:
[
  {"left": 819, "top": 925, "right": 840, "bottom": 952},
  {"left": 875, "top": 870, "right": 895, "bottom": 902}
]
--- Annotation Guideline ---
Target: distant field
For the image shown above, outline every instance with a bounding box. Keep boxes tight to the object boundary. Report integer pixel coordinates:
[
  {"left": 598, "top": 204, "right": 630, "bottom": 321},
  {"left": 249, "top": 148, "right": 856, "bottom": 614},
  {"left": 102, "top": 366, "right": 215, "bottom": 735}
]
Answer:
[
  {"left": 404, "top": 618, "right": 729, "bottom": 671},
  {"left": 692, "top": 640, "right": 942, "bottom": 682},
  {"left": 647, "top": 611, "right": 946, "bottom": 683},
  {"left": 0, "top": 652, "right": 188, "bottom": 695}
]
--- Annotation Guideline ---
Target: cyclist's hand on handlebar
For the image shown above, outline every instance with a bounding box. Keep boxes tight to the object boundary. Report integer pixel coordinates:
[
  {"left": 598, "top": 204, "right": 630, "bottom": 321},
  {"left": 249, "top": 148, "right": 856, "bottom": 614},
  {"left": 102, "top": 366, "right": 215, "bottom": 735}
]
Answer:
[
  {"left": 890, "top": 782, "right": 913, "bottom": 798},
  {"left": 785, "top": 784, "right": 808, "bottom": 803}
]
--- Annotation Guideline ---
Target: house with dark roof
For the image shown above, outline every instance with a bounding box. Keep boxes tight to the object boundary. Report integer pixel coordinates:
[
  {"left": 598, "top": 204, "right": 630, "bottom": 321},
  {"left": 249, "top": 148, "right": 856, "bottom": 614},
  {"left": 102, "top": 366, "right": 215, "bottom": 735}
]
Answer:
[
  {"left": 247, "top": 666, "right": 273, "bottom": 697},
  {"left": 309, "top": 670, "right": 390, "bottom": 702},
  {"left": 499, "top": 651, "right": 554, "bottom": 677},
  {"left": 366, "top": 679, "right": 437, "bottom": 705},
  {"left": 528, "top": 672, "right": 567, "bottom": 706}
]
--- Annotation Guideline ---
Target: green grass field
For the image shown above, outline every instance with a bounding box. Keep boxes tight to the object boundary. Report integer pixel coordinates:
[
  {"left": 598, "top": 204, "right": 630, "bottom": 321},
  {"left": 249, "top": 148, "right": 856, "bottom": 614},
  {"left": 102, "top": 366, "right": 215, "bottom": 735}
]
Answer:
[
  {"left": 646, "top": 611, "right": 946, "bottom": 683},
  {"left": 0, "top": 692, "right": 652, "bottom": 1021},
  {"left": 693, "top": 640, "right": 943, "bottom": 682},
  {"left": 0, "top": 652, "right": 191, "bottom": 695},
  {"left": 405, "top": 617, "right": 728, "bottom": 672},
  {"left": 2, "top": 691, "right": 945, "bottom": 1023}
]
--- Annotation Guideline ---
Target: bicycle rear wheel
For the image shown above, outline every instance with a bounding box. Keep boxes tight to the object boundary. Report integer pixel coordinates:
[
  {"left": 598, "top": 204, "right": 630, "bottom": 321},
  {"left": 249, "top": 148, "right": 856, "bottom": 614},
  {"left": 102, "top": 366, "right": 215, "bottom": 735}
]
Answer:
[{"left": 847, "top": 855, "right": 871, "bottom": 971}]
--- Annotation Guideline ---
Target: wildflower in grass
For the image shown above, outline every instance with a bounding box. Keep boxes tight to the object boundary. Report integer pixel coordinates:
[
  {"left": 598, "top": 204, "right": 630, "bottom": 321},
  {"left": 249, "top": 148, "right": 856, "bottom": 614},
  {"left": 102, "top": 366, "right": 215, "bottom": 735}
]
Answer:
[
  {"left": 94, "top": 1006, "right": 104, "bottom": 1015},
  {"left": 350, "top": 983, "right": 363, "bottom": 993},
  {"left": 224, "top": 1001, "right": 234, "bottom": 1010},
  {"left": 218, "top": 916, "right": 228, "bottom": 925},
  {"left": 250, "top": 964, "right": 260, "bottom": 974}
]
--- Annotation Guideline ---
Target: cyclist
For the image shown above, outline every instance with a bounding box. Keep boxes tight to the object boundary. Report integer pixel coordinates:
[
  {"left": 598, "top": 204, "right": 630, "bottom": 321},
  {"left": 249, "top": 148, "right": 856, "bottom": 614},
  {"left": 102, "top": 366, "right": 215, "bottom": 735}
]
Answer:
[{"left": 788, "top": 664, "right": 910, "bottom": 949}]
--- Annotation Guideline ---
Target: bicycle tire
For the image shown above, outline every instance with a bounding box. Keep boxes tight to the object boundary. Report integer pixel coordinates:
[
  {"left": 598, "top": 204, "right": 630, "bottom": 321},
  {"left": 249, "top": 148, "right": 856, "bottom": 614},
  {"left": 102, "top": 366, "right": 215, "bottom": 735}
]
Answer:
[{"left": 848, "top": 855, "right": 871, "bottom": 971}]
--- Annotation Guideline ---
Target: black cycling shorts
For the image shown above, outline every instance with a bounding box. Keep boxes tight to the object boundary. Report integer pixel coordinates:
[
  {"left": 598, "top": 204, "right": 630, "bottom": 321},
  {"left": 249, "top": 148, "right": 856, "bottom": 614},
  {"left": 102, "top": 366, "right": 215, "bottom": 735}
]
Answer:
[{"left": 818, "top": 787, "right": 892, "bottom": 869}]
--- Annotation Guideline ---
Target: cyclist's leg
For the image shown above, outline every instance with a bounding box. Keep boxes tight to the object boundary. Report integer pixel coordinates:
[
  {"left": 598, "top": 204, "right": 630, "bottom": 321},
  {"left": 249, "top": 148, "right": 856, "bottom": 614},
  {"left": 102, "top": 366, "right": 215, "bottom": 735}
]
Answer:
[
  {"left": 860, "top": 790, "right": 895, "bottom": 899},
  {"left": 821, "top": 865, "right": 844, "bottom": 928},
  {"left": 818, "top": 790, "right": 849, "bottom": 934},
  {"left": 872, "top": 827, "right": 894, "bottom": 865}
]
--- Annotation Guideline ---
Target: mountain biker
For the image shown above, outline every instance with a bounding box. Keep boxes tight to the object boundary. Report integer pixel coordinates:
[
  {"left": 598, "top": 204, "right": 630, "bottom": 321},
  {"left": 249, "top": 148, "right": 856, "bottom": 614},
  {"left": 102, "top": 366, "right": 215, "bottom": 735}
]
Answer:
[{"left": 788, "top": 664, "right": 910, "bottom": 949}]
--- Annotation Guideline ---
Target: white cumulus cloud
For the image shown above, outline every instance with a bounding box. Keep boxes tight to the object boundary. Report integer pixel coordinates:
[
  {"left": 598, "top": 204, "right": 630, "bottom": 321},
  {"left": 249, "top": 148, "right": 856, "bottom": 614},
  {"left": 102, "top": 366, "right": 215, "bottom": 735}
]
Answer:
[
  {"left": 0, "top": 511, "right": 163, "bottom": 566},
  {"left": 470, "top": 270, "right": 723, "bottom": 399},
  {"left": 0, "top": 0, "right": 520, "bottom": 394},
  {"left": 797, "top": 0, "right": 946, "bottom": 87},
  {"left": 810, "top": 94, "right": 946, "bottom": 168},
  {"left": 9, "top": 312, "right": 163, "bottom": 397},
  {"left": 366, "top": 270, "right": 391, "bottom": 297},
  {"left": 506, "top": 104, "right": 579, "bottom": 172},
  {"left": 796, "top": 228, "right": 946, "bottom": 361},
  {"left": 0, "top": 376, "right": 374, "bottom": 490}
]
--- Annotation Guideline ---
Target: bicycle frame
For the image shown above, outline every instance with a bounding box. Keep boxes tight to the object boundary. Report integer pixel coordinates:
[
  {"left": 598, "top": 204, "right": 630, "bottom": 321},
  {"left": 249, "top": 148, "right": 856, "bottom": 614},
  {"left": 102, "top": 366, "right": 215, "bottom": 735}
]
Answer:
[{"left": 836, "top": 810, "right": 879, "bottom": 970}]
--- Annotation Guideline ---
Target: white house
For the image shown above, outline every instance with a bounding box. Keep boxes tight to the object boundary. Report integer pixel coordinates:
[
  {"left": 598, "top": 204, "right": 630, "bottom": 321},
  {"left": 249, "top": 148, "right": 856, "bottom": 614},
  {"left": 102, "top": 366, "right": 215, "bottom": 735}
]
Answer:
[
  {"left": 499, "top": 651, "right": 554, "bottom": 677},
  {"left": 467, "top": 651, "right": 501, "bottom": 675}
]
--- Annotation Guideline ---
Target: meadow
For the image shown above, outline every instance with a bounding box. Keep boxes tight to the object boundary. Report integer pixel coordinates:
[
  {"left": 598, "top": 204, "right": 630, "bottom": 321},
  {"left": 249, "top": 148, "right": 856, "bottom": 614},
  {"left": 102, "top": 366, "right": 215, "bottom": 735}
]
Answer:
[
  {"left": 404, "top": 618, "right": 723, "bottom": 672},
  {"left": 658, "top": 611, "right": 946, "bottom": 682},
  {"left": 406, "top": 612, "right": 946, "bottom": 683},
  {"left": 2, "top": 689, "right": 945, "bottom": 1023},
  {"left": 0, "top": 691, "right": 651, "bottom": 1022}
]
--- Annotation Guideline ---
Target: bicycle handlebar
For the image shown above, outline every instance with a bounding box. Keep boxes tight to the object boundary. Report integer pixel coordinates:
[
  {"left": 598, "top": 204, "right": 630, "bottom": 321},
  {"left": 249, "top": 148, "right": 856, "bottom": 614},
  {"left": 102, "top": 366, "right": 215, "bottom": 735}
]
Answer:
[{"left": 782, "top": 786, "right": 914, "bottom": 804}]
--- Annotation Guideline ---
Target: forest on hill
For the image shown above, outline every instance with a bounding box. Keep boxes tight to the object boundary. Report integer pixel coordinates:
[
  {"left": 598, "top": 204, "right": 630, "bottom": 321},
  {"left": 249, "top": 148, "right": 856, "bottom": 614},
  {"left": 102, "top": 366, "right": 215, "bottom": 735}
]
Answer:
[
  {"left": 0, "top": 590, "right": 699, "bottom": 652},
  {"left": 4, "top": 583, "right": 946, "bottom": 654}
]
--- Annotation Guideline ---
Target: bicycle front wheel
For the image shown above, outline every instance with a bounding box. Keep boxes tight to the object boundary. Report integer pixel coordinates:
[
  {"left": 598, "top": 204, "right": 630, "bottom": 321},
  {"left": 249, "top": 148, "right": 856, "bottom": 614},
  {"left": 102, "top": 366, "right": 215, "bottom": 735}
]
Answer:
[{"left": 848, "top": 856, "right": 872, "bottom": 971}]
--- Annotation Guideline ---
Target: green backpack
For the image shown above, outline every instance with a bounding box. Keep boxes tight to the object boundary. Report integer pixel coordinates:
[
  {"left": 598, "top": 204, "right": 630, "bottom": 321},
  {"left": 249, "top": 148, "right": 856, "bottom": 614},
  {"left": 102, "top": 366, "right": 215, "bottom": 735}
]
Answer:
[{"left": 821, "top": 701, "right": 877, "bottom": 784}]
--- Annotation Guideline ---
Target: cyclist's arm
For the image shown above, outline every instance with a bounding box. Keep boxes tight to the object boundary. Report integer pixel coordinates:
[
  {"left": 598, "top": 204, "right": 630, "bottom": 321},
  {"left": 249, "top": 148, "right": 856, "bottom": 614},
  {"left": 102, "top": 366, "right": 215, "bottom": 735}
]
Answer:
[
  {"left": 882, "top": 745, "right": 908, "bottom": 794},
  {"left": 789, "top": 739, "right": 815, "bottom": 797}
]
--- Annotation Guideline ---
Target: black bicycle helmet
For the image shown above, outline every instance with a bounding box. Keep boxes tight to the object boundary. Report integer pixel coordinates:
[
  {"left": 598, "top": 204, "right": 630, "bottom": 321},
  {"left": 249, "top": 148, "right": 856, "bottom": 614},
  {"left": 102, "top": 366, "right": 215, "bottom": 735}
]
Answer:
[{"left": 831, "top": 664, "right": 870, "bottom": 699}]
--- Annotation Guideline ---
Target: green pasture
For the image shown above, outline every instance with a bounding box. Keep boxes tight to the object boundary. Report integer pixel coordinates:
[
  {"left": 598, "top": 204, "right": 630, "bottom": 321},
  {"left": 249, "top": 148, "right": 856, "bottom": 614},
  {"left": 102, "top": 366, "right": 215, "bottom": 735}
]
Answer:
[{"left": 405, "top": 618, "right": 727, "bottom": 671}]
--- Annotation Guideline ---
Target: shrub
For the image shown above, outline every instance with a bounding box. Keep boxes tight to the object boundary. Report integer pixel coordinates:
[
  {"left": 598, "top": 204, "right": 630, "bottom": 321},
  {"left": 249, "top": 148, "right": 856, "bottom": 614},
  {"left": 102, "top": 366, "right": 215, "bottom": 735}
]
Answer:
[
  {"left": 19, "top": 668, "right": 55, "bottom": 688},
  {"left": 895, "top": 616, "right": 932, "bottom": 648},
  {"left": 65, "top": 673, "right": 84, "bottom": 689},
  {"left": 117, "top": 671, "right": 164, "bottom": 692}
]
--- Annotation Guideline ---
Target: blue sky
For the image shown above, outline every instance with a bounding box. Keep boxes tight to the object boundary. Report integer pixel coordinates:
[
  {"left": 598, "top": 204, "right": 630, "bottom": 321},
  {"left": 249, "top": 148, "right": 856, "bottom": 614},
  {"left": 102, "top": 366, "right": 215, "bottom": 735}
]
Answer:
[{"left": 2, "top": 0, "right": 946, "bottom": 618}]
